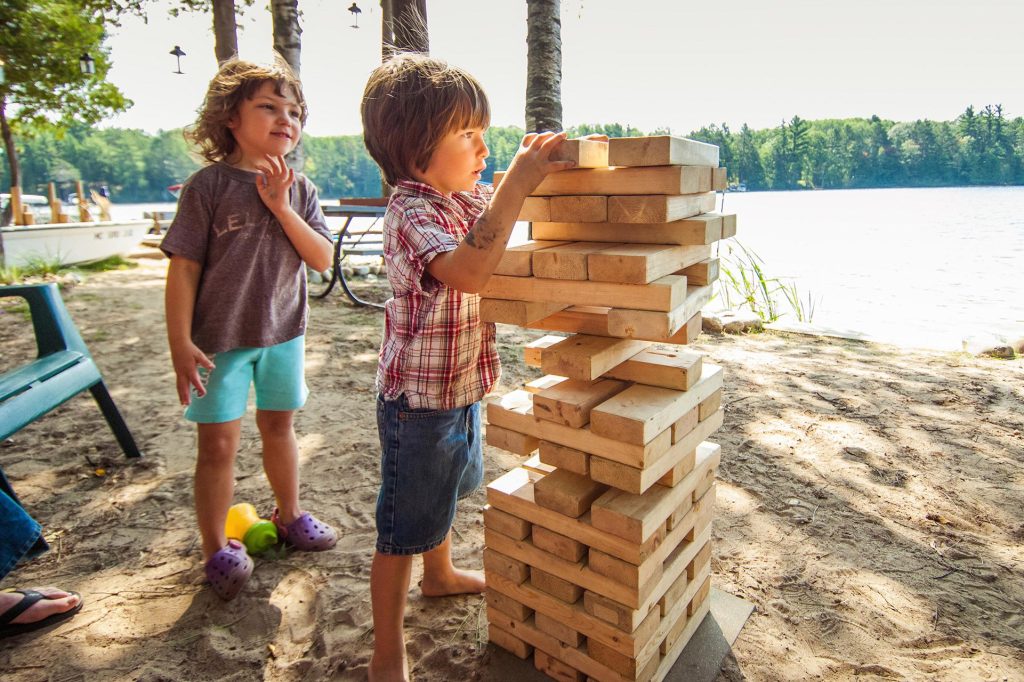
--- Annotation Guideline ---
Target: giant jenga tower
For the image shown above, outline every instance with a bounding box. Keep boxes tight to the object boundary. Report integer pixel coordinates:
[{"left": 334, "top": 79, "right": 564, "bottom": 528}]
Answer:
[{"left": 479, "top": 136, "right": 736, "bottom": 682}]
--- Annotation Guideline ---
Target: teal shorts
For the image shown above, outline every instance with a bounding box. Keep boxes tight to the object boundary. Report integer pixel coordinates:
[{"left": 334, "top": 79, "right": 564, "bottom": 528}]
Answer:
[{"left": 185, "top": 336, "right": 309, "bottom": 423}]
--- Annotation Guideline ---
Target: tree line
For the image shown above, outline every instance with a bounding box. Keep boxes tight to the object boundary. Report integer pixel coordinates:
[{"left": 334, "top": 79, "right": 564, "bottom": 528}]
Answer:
[{"left": 1, "top": 105, "right": 1021, "bottom": 203}]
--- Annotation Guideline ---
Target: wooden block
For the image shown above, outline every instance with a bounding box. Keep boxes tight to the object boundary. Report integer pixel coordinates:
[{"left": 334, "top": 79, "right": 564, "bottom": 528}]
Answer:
[
  {"left": 666, "top": 491, "right": 694, "bottom": 532},
  {"left": 532, "top": 524, "right": 586, "bottom": 563},
  {"left": 592, "top": 458, "right": 705, "bottom": 543},
  {"left": 497, "top": 240, "right": 567, "bottom": 276},
  {"left": 606, "top": 285, "right": 712, "bottom": 340},
  {"left": 549, "top": 195, "right": 608, "bottom": 223},
  {"left": 487, "top": 391, "right": 671, "bottom": 468},
  {"left": 721, "top": 213, "right": 737, "bottom": 239},
  {"left": 657, "top": 449, "right": 695, "bottom": 487},
  {"left": 533, "top": 648, "right": 585, "bottom": 682},
  {"left": 587, "top": 636, "right": 660, "bottom": 680},
  {"left": 538, "top": 440, "right": 590, "bottom": 476},
  {"left": 603, "top": 345, "right": 702, "bottom": 391},
  {"left": 487, "top": 587, "right": 533, "bottom": 620},
  {"left": 531, "top": 566, "right": 584, "bottom": 604},
  {"left": 520, "top": 196, "right": 551, "bottom": 222},
  {"left": 606, "top": 193, "right": 717, "bottom": 224},
  {"left": 589, "top": 424, "right": 721, "bottom": 496},
  {"left": 693, "top": 465, "right": 716, "bottom": 503},
  {"left": 658, "top": 565, "right": 688, "bottom": 617},
  {"left": 670, "top": 406, "right": 699, "bottom": 444},
  {"left": 679, "top": 258, "right": 719, "bottom": 286},
  {"left": 541, "top": 335, "right": 650, "bottom": 382},
  {"left": 496, "top": 165, "right": 713, "bottom": 196},
  {"left": 524, "top": 334, "right": 566, "bottom": 367},
  {"left": 489, "top": 622, "right": 533, "bottom": 659},
  {"left": 484, "top": 547, "right": 531, "bottom": 584},
  {"left": 688, "top": 575, "right": 711, "bottom": 616},
  {"left": 589, "top": 543, "right": 663, "bottom": 590},
  {"left": 583, "top": 589, "right": 644, "bottom": 633},
  {"left": 533, "top": 468, "right": 608, "bottom": 518},
  {"left": 553, "top": 138, "right": 610, "bottom": 169},
  {"left": 525, "top": 374, "right": 568, "bottom": 394},
  {"left": 590, "top": 365, "right": 724, "bottom": 445},
  {"left": 480, "top": 298, "right": 569, "bottom": 325},
  {"left": 712, "top": 166, "right": 728, "bottom": 191},
  {"left": 534, "top": 610, "right": 584, "bottom": 648},
  {"left": 533, "top": 242, "right": 616, "bottom": 281},
  {"left": 533, "top": 377, "right": 630, "bottom": 428},
  {"left": 532, "top": 213, "right": 724, "bottom": 246},
  {"left": 529, "top": 306, "right": 702, "bottom": 345},
  {"left": 484, "top": 505, "right": 531, "bottom": 540},
  {"left": 607, "top": 135, "right": 720, "bottom": 168},
  {"left": 698, "top": 388, "right": 722, "bottom": 421},
  {"left": 588, "top": 244, "right": 711, "bottom": 285},
  {"left": 486, "top": 423, "right": 540, "bottom": 455},
  {"left": 687, "top": 539, "right": 712, "bottom": 582},
  {"left": 482, "top": 274, "right": 688, "bottom": 313}
]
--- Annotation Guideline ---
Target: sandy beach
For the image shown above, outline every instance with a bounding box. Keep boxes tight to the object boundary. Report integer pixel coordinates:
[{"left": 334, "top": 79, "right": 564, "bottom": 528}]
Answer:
[{"left": 0, "top": 252, "right": 1022, "bottom": 681}]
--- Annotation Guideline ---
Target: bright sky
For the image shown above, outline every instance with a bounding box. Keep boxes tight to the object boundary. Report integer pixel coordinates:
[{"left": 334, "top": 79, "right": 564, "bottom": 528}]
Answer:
[{"left": 103, "top": 0, "right": 1024, "bottom": 137}]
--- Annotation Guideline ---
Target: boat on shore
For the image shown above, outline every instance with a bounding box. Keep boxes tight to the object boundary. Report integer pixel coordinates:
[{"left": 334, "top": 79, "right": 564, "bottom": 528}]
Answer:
[{"left": 1, "top": 218, "right": 152, "bottom": 268}]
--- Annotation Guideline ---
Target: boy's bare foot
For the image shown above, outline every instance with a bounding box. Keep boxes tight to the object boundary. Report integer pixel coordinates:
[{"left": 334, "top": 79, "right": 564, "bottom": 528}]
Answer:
[
  {"left": 368, "top": 654, "right": 409, "bottom": 682},
  {"left": 421, "top": 568, "right": 485, "bottom": 597}
]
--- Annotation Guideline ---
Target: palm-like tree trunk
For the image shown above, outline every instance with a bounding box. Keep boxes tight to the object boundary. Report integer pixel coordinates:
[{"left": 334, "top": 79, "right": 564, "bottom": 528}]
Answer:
[
  {"left": 525, "top": 0, "right": 562, "bottom": 133},
  {"left": 212, "top": 0, "right": 239, "bottom": 64},
  {"left": 271, "top": 0, "right": 305, "bottom": 170},
  {"left": 382, "top": 0, "right": 429, "bottom": 57}
]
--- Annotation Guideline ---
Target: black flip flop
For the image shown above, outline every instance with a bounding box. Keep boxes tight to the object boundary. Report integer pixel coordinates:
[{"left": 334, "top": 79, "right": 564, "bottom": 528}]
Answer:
[{"left": 0, "top": 589, "right": 84, "bottom": 639}]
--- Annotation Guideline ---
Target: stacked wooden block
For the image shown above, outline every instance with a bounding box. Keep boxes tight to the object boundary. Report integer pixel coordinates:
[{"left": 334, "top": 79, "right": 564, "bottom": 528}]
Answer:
[{"left": 480, "top": 136, "right": 736, "bottom": 682}]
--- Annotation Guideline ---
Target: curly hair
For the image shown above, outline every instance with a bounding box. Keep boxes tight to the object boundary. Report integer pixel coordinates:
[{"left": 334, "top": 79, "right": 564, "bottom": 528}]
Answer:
[
  {"left": 361, "top": 53, "right": 490, "bottom": 186},
  {"left": 186, "top": 58, "right": 308, "bottom": 164}
]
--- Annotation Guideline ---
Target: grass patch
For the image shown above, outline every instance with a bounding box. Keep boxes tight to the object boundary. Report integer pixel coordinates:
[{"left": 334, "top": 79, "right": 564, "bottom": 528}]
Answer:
[
  {"left": 715, "top": 239, "right": 819, "bottom": 323},
  {"left": 74, "top": 255, "right": 137, "bottom": 273},
  {"left": 0, "top": 254, "right": 136, "bottom": 284}
]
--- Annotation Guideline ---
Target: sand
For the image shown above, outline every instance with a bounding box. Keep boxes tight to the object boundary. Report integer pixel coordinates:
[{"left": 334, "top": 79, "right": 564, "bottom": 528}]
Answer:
[{"left": 0, "top": 253, "right": 1021, "bottom": 681}]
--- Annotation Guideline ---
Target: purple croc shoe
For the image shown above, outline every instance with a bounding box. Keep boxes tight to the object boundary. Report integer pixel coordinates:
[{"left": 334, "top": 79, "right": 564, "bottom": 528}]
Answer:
[
  {"left": 271, "top": 509, "right": 338, "bottom": 551},
  {"left": 205, "top": 540, "right": 253, "bottom": 600}
]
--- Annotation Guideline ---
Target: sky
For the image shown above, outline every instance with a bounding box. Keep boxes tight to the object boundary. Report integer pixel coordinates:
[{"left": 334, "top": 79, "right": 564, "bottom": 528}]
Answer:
[{"left": 103, "top": 0, "right": 1024, "bottom": 138}]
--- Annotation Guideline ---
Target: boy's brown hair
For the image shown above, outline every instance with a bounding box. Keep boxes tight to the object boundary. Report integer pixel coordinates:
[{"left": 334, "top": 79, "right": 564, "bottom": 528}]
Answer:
[
  {"left": 187, "top": 58, "right": 308, "bottom": 164},
  {"left": 361, "top": 53, "right": 490, "bottom": 186}
]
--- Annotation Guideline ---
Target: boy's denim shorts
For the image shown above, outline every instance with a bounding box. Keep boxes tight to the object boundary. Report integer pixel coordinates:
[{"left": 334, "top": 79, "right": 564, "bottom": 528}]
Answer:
[
  {"left": 185, "top": 336, "right": 308, "bottom": 424},
  {"left": 375, "top": 394, "right": 483, "bottom": 555}
]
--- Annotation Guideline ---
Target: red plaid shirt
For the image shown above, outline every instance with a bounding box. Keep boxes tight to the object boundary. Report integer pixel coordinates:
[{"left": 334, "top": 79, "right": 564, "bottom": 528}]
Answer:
[{"left": 376, "top": 180, "right": 501, "bottom": 410}]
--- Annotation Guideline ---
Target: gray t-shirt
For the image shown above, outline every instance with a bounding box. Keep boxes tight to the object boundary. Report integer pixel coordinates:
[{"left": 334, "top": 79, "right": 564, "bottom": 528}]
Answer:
[{"left": 161, "top": 163, "right": 331, "bottom": 355}]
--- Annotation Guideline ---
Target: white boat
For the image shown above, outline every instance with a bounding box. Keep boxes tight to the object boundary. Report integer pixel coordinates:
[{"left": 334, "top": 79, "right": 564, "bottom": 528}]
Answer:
[{"left": 1, "top": 219, "right": 152, "bottom": 268}]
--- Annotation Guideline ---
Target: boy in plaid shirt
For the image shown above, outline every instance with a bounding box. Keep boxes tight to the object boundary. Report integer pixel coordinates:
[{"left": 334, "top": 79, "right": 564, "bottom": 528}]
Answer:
[{"left": 361, "top": 53, "right": 575, "bottom": 680}]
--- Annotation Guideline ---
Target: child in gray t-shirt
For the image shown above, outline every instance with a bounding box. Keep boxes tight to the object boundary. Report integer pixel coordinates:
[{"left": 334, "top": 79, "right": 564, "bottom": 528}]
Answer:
[{"left": 162, "top": 59, "right": 337, "bottom": 600}]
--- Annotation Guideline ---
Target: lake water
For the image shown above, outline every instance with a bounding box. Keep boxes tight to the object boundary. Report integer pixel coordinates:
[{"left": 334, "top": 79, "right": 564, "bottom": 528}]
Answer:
[{"left": 112, "top": 186, "right": 1024, "bottom": 352}]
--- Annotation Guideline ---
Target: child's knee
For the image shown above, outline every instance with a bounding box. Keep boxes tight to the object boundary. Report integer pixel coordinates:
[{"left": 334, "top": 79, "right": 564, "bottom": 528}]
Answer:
[{"left": 255, "top": 409, "right": 295, "bottom": 438}]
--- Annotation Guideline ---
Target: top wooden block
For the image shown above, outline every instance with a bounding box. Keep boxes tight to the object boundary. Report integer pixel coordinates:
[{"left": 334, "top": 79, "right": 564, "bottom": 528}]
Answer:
[
  {"left": 552, "top": 138, "right": 610, "bottom": 168},
  {"left": 608, "top": 136, "right": 720, "bottom": 168}
]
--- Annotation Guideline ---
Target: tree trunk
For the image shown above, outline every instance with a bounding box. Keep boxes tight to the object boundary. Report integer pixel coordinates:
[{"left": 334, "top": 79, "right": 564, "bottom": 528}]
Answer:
[
  {"left": 525, "top": 0, "right": 562, "bottom": 133},
  {"left": 212, "top": 0, "right": 239, "bottom": 64},
  {"left": 271, "top": 0, "right": 304, "bottom": 170},
  {"left": 385, "top": 0, "right": 429, "bottom": 55},
  {"left": 1, "top": 94, "right": 20, "bottom": 240}
]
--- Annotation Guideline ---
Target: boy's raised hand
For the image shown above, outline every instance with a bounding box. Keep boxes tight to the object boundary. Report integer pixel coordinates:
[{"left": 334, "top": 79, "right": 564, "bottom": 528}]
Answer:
[
  {"left": 255, "top": 154, "right": 295, "bottom": 214},
  {"left": 501, "top": 131, "right": 577, "bottom": 197}
]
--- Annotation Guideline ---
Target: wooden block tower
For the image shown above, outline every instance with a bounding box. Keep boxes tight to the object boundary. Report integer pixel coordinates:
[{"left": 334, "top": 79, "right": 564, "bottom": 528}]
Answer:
[{"left": 481, "top": 136, "right": 736, "bottom": 681}]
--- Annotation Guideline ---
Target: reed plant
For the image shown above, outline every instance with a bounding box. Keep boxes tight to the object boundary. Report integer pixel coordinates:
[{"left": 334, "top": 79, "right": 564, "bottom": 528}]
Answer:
[{"left": 715, "top": 239, "right": 817, "bottom": 323}]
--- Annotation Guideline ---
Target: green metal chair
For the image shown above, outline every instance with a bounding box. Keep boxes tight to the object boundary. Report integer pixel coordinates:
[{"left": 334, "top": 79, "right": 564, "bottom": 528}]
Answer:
[{"left": 0, "top": 283, "right": 141, "bottom": 458}]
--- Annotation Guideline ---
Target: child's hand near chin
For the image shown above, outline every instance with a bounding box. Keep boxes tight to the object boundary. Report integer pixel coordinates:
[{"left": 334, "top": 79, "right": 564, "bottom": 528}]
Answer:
[{"left": 255, "top": 154, "right": 296, "bottom": 215}]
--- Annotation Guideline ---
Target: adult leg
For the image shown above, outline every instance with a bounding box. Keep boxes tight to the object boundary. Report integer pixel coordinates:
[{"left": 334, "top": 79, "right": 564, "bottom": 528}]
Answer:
[
  {"left": 195, "top": 420, "right": 242, "bottom": 561},
  {"left": 256, "top": 409, "right": 301, "bottom": 524},
  {"left": 420, "top": 531, "right": 485, "bottom": 597},
  {"left": 369, "top": 551, "right": 413, "bottom": 682}
]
